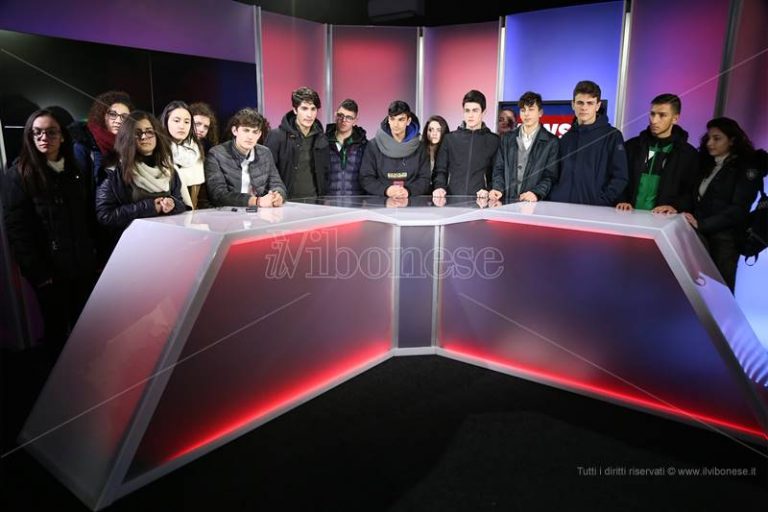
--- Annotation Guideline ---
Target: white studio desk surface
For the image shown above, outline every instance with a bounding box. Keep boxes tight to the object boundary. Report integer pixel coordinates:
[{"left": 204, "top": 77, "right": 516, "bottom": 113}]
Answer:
[{"left": 19, "top": 198, "right": 768, "bottom": 511}]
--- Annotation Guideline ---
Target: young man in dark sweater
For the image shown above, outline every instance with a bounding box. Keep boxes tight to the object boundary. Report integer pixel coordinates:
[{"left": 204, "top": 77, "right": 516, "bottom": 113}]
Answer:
[
  {"left": 265, "top": 86, "right": 329, "bottom": 199},
  {"left": 432, "top": 89, "right": 499, "bottom": 198},
  {"left": 616, "top": 93, "right": 698, "bottom": 214}
]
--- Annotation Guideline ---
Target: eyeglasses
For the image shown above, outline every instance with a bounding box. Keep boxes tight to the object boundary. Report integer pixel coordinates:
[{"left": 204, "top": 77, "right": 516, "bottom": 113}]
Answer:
[
  {"left": 32, "top": 128, "right": 61, "bottom": 139},
  {"left": 107, "top": 110, "right": 129, "bottom": 122},
  {"left": 336, "top": 113, "right": 356, "bottom": 122},
  {"left": 135, "top": 129, "right": 156, "bottom": 140}
]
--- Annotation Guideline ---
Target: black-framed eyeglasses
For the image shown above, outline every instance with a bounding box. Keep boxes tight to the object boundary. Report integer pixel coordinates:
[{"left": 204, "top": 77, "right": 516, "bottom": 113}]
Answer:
[
  {"left": 134, "top": 129, "right": 156, "bottom": 140},
  {"left": 336, "top": 113, "right": 356, "bottom": 122},
  {"left": 107, "top": 110, "right": 129, "bottom": 121},
  {"left": 32, "top": 128, "right": 61, "bottom": 139}
]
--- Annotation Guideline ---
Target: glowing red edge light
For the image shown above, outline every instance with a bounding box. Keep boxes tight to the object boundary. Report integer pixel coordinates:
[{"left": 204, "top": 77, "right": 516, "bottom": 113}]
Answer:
[
  {"left": 444, "top": 344, "right": 768, "bottom": 441},
  {"left": 229, "top": 220, "right": 366, "bottom": 247},
  {"left": 164, "top": 343, "right": 391, "bottom": 463}
]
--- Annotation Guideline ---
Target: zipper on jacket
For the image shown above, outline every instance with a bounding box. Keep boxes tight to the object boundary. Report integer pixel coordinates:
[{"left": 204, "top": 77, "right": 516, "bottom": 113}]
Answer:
[{"left": 466, "top": 131, "right": 475, "bottom": 193}]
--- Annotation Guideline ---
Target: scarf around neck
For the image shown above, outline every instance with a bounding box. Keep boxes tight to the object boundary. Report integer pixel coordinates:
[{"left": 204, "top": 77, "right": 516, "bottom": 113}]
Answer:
[
  {"left": 132, "top": 161, "right": 171, "bottom": 194},
  {"left": 374, "top": 129, "right": 421, "bottom": 159},
  {"left": 87, "top": 119, "right": 116, "bottom": 156}
]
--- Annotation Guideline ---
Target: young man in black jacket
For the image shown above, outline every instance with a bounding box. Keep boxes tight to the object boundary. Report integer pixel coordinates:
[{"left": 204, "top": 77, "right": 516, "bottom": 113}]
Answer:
[
  {"left": 265, "top": 86, "right": 329, "bottom": 199},
  {"left": 432, "top": 89, "right": 499, "bottom": 198},
  {"left": 617, "top": 93, "right": 698, "bottom": 214},
  {"left": 490, "top": 91, "right": 559, "bottom": 203}
]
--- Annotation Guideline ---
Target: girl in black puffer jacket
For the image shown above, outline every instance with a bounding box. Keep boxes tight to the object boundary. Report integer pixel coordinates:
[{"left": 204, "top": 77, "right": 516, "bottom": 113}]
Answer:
[
  {"left": 684, "top": 117, "right": 761, "bottom": 292},
  {"left": 2, "top": 109, "right": 99, "bottom": 348}
]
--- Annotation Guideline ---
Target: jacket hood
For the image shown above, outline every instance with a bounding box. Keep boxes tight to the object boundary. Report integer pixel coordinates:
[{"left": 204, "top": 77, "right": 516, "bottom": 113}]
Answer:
[
  {"left": 379, "top": 113, "right": 421, "bottom": 143},
  {"left": 326, "top": 123, "right": 368, "bottom": 142},
  {"left": 455, "top": 122, "right": 492, "bottom": 135},
  {"left": 637, "top": 124, "right": 690, "bottom": 144},
  {"left": 67, "top": 120, "right": 95, "bottom": 145},
  {"left": 279, "top": 110, "right": 324, "bottom": 137},
  {"left": 571, "top": 113, "right": 611, "bottom": 133}
]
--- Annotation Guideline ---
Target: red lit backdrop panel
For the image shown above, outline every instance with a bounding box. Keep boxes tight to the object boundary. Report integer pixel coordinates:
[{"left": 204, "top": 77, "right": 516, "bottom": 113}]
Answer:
[
  {"left": 331, "top": 26, "right": 417, "bottom": 137},
  {"left": 623, "top": 0, "right": 729, "bottom": 138},
  {"left": 423, "top": 21, "right": 499, "bottom": 132},
  {"left": 262, "top": 11, "right": 327, "bottom": 129}
]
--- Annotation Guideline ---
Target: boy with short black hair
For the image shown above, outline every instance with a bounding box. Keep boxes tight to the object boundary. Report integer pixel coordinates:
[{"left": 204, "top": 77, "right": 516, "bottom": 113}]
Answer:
[
  {"left": 326, "top": 98, "right": 368, "bottom": 195},
  {"left": 616, "top": 93, "right": 698, "bottom": 213},
  {"left": 490, "top": 91, "right": 559, "bottom": 202},
  {"left": 432, "top": 89, "right": 499, "bottom": 198},
  {"left": 548, "top": 80, "right": 628, "bottom": 206},
  {"left": 359, "top": 100, "right": 430, "bottom": 198}
]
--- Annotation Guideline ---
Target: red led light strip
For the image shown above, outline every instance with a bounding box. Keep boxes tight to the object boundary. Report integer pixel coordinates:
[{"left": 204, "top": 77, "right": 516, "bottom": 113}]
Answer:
[
  {"left": 444, "top": 344, "right": 767, "bottom": 440},
  {"left": 164, "top": 344, "right": 390, "bottom": 463}
]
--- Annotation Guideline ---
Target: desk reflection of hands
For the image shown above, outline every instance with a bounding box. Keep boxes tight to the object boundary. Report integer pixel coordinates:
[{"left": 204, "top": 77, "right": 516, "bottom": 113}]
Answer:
[{"left": 386, "top": 197, "right": 409, "bottom": 208}]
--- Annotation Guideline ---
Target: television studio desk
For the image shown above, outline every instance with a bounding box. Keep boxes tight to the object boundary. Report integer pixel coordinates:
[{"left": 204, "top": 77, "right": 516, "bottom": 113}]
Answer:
[{"left": 20, "top": 196, "right": 768, "bottom": 510}]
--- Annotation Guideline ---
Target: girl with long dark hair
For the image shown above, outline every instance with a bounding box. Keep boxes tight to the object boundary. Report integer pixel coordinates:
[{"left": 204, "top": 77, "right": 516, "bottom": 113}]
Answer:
[
  {"left": 2, "top": 109, "right": 98, "bottom": 348},
  {"left": 421, "top": 115, "right": 450, "bottom": 173},
  {"left": 95, "top": 111, "right": 185, "bottom": 248},
  {"left": 684, "top": 117, "right": 761, "bottom": 291},
  {"left": 161, "top": 100, "right": 207, "bottom": 209}
]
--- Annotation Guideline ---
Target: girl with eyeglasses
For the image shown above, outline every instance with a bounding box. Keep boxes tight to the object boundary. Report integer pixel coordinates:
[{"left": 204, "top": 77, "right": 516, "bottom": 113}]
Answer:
[
  {"left": 161, "top": 100, "right": 208, "bottom": 209},
  {"left": 2, "top": 109, "right": 99, "bottom": 352},
  {"left": 69, "top": 90, "right": 133, "bottom": 187},
  {"left": 95, "top": 111, "right": 185, "bottom": 253}
]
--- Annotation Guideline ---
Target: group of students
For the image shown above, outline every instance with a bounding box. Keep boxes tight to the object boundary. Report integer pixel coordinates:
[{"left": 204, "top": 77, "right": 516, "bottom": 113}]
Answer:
[{"left": 2, "top": 80, "right": 764, "bottom": 349}]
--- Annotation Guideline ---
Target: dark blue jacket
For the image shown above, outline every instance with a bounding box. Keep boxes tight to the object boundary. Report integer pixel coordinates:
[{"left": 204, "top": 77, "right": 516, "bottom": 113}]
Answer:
[
  {"left": 326, "top": 124, "right": 367, "bottom": 196},
  {"left": 69, "top": 121, "right": 110, "bottom": 187},
  {"left": 548, "top": 115, "right": 628, "bottom": 206}
]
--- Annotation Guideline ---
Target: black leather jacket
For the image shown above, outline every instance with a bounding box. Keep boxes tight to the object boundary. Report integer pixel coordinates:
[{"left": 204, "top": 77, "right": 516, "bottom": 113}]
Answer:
[
  {"left": 95, "top": 164, "right": 185, "bottom": 229},
  {"left": 492, "top": 126, "right": 559, "bottom": 200}
]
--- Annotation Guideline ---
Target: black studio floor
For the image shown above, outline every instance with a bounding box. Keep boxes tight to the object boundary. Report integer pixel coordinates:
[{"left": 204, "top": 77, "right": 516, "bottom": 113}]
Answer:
[{"left": 2, "top": 347, "right": 767, "bottom": 511}]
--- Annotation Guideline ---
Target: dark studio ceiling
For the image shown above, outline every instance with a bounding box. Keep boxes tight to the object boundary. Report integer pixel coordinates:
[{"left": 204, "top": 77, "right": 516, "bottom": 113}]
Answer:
[{"left": 236, "top": 0, "right": 619, "bottom": 26}]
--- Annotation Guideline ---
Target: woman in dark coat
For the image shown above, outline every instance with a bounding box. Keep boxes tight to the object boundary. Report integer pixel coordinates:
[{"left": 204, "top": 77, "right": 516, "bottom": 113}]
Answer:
[
  {"left": 69, "top": 90, "right": 133, "bottom": 187},
  {"left": 95, "top": 111, "right": 185, "bottom": 253},
  {"left": 684, "top": 117, "right": 761, "bottom": 292},
  {"left": 2, "top": 109, "right": 99, "bottom": 347}
]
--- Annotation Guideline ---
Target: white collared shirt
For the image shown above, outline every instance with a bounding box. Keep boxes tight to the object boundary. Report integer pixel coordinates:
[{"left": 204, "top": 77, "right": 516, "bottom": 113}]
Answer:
[{"left": 240, "top": 149, "right": 256, "bottom": 194}]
